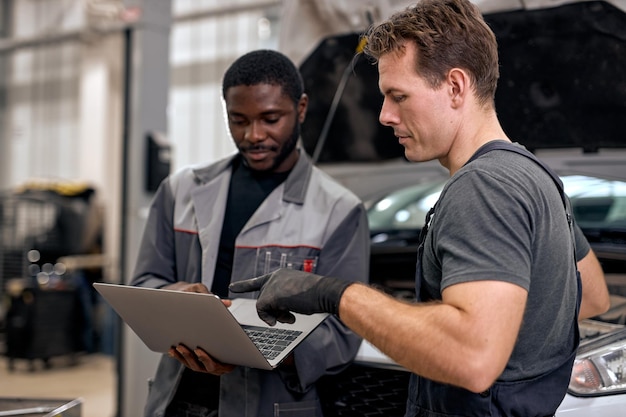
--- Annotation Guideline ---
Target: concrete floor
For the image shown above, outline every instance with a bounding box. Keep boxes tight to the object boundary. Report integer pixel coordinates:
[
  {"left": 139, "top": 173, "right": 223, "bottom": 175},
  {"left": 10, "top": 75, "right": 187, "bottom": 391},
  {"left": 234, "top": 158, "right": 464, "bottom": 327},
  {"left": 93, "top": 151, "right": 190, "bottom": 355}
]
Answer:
[{"left": 0, "top": 353, "right": 116, "bottom": 417}]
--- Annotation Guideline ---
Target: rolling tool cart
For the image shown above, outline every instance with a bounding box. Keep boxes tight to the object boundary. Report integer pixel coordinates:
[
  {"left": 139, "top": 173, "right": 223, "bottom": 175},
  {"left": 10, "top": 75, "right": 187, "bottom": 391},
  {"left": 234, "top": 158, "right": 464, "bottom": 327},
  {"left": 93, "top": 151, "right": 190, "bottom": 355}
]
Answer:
[
  {"left": 0, "top": 184, "right": 97, "bottom": 370},
  {"left": 5, "top": 284, "right": 83, "bottom": 371}
]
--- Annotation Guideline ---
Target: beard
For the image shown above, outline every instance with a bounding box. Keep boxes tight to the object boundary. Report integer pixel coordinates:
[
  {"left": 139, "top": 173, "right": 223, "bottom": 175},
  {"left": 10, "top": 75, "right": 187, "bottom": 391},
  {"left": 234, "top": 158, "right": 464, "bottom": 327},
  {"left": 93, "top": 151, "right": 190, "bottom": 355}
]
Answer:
[
  {"left": 238, "top": 120, "right": 300, "bottom": 173},
  {"left": 269, "top": 121, "right": 300, "bottom": 172}
]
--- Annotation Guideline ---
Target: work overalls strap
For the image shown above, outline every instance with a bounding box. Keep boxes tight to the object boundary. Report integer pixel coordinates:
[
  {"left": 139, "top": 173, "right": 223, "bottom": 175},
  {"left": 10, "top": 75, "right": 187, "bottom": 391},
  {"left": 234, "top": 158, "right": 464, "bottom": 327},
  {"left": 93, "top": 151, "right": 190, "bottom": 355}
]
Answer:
[{"left": 407, "top": 140, "right": 582, "bottom": 417}]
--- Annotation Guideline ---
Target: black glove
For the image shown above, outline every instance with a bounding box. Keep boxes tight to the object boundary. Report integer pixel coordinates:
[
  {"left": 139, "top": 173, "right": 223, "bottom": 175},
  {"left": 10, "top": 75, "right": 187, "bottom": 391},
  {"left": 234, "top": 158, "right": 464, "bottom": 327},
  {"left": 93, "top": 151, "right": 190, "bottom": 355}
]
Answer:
[{"left": 229, "top": 269, "right": 352, "bottom": 326}]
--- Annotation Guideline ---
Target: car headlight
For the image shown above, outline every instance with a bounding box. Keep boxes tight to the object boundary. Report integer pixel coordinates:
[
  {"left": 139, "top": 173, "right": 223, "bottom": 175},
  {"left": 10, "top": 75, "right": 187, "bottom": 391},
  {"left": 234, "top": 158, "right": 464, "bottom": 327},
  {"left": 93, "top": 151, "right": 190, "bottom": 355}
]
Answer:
[{"left": 569, "top": 327, "right": 626, "bottom": 396}]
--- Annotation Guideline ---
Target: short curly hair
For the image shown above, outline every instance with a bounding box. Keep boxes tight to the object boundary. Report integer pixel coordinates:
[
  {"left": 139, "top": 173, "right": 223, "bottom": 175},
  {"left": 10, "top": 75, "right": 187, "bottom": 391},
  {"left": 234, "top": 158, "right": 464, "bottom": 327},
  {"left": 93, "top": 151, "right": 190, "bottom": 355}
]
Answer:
[{"left": 222, "top": 49, "right": 304, "bottom": 105}]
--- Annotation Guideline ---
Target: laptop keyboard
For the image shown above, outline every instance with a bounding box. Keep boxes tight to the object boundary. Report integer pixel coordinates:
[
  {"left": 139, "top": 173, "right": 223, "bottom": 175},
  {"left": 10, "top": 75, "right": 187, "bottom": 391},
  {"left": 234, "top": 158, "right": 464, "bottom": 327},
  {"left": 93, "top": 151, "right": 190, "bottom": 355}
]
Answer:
[{"left": 242, "top": 325, "right": 302, "bottom": 360}]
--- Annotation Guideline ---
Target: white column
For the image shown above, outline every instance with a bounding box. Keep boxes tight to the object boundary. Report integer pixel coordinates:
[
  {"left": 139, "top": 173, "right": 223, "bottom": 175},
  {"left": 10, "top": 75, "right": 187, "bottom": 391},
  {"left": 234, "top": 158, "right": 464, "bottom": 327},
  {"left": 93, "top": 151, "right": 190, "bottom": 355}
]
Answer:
[{"left": 79, "top": 34, "right": 125, "bottom": 285}]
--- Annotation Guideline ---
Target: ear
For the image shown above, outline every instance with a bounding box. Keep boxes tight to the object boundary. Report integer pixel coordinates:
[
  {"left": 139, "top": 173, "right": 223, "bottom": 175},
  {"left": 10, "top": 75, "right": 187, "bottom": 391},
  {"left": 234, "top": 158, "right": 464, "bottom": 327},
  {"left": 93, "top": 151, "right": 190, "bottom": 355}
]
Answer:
[
  {"left": 447, "top": 68, "right": 470, "bottom": 109},
  {"left": 297, "top": 93, "right": 309, "bottom": 123}
]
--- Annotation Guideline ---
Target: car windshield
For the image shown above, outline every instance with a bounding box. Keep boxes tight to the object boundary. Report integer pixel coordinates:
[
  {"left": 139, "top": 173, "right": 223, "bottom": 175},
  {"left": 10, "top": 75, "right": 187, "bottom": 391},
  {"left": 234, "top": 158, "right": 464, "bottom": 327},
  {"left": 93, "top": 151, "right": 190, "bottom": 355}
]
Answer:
[
  {"left": 368, "top": 174, "right": 626, "bottom": 234},
  {"left": 564, "top": 175, "right": 626, "bottom": 228},
  {"left": 367, "top": 181, "right": 444, "bottom": 234}
]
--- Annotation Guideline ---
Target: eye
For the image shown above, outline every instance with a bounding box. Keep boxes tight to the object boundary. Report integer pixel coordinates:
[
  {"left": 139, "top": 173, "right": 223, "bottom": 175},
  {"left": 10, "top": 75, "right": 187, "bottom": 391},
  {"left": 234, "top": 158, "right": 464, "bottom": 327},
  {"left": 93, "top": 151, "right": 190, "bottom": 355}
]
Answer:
[
  {"left": 392, "top": 95, "right": 406, "bottom": 103},
  {"left": 229, "top": 117, "right": 247, "bottom": 126},
  {"left": 262, "top": 113, "right": 282, "bottom": 124}
]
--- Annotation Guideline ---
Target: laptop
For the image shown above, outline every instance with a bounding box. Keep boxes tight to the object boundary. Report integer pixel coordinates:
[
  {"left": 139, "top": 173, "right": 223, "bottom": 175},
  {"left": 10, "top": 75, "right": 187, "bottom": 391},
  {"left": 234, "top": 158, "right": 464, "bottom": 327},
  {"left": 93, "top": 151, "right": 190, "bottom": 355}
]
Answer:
[{"left": 93, "top": 282, "right": 328, "bottom": 370}]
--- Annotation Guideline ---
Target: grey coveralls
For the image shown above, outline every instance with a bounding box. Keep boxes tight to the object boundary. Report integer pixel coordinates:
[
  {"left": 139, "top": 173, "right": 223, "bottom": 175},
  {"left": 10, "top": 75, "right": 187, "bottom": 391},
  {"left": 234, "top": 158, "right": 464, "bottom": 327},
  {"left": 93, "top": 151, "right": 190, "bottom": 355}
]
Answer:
[{"left": 132, "top": 150, "right": 370, "bottom": 417}]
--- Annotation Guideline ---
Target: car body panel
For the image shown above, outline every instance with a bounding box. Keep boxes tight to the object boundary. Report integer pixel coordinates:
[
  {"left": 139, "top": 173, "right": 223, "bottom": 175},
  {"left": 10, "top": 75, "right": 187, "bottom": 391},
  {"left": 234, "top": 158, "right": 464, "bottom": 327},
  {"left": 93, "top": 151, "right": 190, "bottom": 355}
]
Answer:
[{"left": 557, "top": 394, "right": 626, "bottom": 417}]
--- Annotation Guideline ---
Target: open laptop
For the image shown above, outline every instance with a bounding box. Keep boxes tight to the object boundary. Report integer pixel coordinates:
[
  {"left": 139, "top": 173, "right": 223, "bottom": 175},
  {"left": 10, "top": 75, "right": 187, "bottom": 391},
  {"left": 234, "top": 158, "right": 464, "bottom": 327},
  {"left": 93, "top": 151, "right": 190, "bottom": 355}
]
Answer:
[{"left": 93, "top": 282, "right": 328, "bottom": 370}]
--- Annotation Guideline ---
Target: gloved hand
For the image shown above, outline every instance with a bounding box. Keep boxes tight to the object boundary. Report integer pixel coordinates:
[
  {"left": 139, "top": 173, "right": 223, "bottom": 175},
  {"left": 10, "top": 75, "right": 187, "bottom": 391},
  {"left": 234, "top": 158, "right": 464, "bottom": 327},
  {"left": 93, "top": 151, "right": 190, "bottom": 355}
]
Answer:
[{"left": 229, "top": 269, "right": 353, "bottom": 326}]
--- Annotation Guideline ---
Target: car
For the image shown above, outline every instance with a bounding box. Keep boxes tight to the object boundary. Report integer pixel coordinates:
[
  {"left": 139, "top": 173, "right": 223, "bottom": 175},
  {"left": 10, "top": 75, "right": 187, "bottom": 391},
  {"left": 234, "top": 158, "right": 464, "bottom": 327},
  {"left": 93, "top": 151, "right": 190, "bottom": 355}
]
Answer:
[
  {"left": 365, "top": 165, "right": 626, "bottom": 288},
  {"left": 362, "top": 160, "right": 626, "bottom": 405},
  {"left": 298, "top": 1, "right": 626, "bottom": 415},
  {"left": 316, "top": 155, "right": 626, "bottom": 416}
]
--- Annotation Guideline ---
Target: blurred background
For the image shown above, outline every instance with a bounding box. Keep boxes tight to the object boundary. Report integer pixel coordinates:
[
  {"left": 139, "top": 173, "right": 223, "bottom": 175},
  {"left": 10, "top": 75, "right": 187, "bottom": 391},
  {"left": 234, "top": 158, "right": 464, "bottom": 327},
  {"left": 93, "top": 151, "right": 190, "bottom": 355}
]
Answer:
[
  {"left": 1, "top": 1, "right": 625, "bottom": 417},
  {"left": 0, "top": 1, "right": 414, "bottom": 416}
]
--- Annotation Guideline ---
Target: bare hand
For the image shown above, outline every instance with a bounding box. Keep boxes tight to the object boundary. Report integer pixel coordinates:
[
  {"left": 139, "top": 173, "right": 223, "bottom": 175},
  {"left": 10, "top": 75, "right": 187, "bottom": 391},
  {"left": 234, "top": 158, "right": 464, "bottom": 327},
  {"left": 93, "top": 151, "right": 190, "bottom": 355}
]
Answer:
[
  {"left": 163, "top": 281, "right": 210, "bottom": 293},
  {"left": 163, "top": 282, "right": 232, "bottom": 307},
  {"left": 168, "top": 344, "right": 235, "bottom": 375},
  {"left": 163, "top": 282, "right": 233, "bottom": 370}
]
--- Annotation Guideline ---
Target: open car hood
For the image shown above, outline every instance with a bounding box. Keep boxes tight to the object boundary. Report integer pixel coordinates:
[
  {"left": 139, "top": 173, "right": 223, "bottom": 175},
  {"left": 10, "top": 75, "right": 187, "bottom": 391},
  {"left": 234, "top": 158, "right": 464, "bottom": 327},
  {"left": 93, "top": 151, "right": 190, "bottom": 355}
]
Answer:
[{"left": 299, "top": 0, "right": 626, "bottom": 163}]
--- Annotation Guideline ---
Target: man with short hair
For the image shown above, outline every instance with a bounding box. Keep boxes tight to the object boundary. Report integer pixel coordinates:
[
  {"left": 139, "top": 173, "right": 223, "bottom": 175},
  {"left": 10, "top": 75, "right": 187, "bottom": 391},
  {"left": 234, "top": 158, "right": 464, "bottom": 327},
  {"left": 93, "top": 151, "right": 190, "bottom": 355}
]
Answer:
[
  {"left": 230, "top": 1, "right": 610, "bottom": 415},
  {"left": 132, "top": 49, "right": 369, "bottom": 417}
]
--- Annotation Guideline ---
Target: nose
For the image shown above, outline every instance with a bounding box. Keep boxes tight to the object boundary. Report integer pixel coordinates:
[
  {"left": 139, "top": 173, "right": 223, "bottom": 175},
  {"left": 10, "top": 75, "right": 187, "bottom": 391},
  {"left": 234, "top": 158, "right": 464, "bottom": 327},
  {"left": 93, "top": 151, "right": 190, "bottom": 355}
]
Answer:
[
  {"left": 379, "top": 97, "right": 398, "bottom": 127},
  {"left": 245, "top": 120, "right": 266, "bottom": 143}
]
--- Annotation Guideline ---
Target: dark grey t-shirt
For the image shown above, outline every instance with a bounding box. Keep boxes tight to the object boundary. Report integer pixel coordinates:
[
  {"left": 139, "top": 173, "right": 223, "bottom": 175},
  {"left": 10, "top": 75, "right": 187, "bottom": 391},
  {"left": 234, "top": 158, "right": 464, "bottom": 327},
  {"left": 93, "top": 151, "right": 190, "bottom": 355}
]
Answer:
[{"left": 421, "top": 146, "right": 589, "bottom": 381}]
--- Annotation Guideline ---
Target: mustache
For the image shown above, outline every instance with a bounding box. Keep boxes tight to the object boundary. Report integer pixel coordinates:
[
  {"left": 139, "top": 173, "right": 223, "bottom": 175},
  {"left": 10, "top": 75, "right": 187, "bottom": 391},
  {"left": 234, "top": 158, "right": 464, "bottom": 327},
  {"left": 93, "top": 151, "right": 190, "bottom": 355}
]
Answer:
[{"left": 238, "top": 143, "right": 279, "bottom": 153}]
